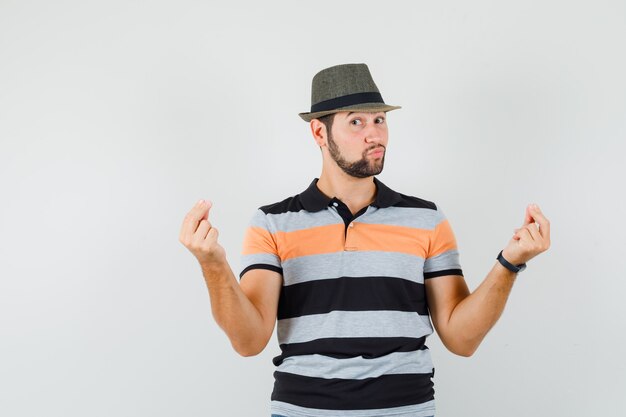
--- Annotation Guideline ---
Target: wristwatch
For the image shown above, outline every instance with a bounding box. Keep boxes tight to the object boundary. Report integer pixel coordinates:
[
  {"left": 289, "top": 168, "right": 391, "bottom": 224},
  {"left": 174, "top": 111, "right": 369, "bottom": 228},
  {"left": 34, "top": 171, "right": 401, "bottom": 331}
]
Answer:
[{"left": 497, "top": 250, "right": 526, "bottom": 273}]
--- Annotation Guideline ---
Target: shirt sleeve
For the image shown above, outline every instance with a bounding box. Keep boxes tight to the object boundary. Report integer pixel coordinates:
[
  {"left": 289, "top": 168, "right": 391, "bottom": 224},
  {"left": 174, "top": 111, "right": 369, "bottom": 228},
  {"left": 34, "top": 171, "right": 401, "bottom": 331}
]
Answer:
[
  {"left": 239, "top": 209, "right": 283, "bottom": 280},
  {"left": 423, "top": 205, "right": 463, "bottom": 279}
]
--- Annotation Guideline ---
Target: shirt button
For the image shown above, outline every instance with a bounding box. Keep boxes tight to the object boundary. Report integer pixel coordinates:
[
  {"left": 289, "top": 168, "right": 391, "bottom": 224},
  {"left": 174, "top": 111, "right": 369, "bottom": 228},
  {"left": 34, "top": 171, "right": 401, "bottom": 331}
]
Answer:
[{"left": 333, "top": 202, "right": 338, "bottom": 207}]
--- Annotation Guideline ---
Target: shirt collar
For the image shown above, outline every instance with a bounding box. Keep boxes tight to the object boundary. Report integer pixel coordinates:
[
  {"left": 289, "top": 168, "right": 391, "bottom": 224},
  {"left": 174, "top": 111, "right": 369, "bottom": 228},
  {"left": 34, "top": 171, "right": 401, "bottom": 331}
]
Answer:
[{"left": 299, "top": 177, "right": 403, "bottom": 212}]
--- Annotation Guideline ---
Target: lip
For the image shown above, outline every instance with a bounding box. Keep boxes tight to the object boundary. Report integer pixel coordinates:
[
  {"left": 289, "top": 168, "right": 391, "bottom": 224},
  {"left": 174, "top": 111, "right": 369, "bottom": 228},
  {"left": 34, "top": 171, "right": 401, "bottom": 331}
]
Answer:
[{"left": 369, "top": 148, "right": 384, "bottom": 156}]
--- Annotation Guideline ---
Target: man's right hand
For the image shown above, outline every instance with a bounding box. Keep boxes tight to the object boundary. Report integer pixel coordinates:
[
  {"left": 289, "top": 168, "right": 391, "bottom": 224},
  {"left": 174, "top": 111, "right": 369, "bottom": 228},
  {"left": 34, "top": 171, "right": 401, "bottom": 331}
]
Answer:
[{"left": 179, "top": 199, "right": 226, "bottom": 268}]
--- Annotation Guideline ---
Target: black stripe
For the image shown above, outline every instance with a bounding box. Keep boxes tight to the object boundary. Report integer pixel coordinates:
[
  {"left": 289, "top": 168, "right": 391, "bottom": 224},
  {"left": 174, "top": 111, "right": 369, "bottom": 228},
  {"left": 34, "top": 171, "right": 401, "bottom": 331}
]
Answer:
[
  {"left": 310, "top": 92, "right": 384, "bottom": 112},
  {"left": 271, "top": 371, "right": 434, "bottom": 410},
  {"left": 277, "top": 276, "right": 426, "bottom": 320},
  {"left": 239, "top": 263, "right": 283, "bottom": 279},
  {"left": 423, "top": 268, "right": 463, "bottom": 279},
  {"left": 392, "top": 194, "right": 437, "bottom": 210},
  {"left": 260, "top": 194, "right": 306, "bottom": 215},
  {"left": 272, "top": 337, "right": 427, "bottom": 366},
  {"left": 258, "top": 180, "right": 437, "bottom": 215}
]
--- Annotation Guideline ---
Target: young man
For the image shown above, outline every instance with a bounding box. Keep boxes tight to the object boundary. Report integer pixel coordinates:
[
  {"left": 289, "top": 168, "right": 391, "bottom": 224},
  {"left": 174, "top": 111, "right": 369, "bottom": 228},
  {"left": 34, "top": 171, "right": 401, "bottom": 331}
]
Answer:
[{"left": 179, "top": 63, "right": 550, "bottom": 417}]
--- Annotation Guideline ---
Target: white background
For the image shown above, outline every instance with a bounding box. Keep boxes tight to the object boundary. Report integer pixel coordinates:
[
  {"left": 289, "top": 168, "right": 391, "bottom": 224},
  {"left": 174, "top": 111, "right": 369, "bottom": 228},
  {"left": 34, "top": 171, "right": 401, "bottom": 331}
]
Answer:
[{"left": 1, "top": 1, "right": 625, "bottom": 416}]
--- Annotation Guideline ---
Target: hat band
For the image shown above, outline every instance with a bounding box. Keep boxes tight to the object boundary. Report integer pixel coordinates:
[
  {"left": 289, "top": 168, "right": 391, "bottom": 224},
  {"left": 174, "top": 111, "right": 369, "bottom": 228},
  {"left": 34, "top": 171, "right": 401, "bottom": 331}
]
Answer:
[{"left": 310, "top": 92, "right": 384, "bottom": 113}]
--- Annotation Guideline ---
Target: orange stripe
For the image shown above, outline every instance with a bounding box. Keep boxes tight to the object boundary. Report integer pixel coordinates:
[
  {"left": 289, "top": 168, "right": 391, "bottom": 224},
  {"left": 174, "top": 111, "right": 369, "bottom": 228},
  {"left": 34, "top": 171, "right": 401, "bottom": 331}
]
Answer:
[
  {"left": 274, "top": 224, "right": 345, "bottom": 261},
  {"left": 428, "top": 219, "right": 458, "bottom": 257},
  {"left": 344, "top": 223, "right": 430, "bottom": 257},
  {"left": 241, "top": 226, "right": 278, "bottom": 255},
  {"left": 242, "top": 219, "right": 458, "bottom": 261}
]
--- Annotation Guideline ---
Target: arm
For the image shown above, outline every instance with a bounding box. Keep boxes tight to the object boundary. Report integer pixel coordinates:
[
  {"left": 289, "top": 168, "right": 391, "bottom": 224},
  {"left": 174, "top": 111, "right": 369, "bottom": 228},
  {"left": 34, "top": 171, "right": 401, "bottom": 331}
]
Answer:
[
  {"left": 201, "top": 261, "right": 282, "bottom": 357},
  {"left": 425, "top": 266, "right": 516, "bottom": 357},
  {"left": 425, "top": 204, "right": 551, "bottom": 357},
  {"left": 179, "top": 200, "right": 282, "bottom": 357}
]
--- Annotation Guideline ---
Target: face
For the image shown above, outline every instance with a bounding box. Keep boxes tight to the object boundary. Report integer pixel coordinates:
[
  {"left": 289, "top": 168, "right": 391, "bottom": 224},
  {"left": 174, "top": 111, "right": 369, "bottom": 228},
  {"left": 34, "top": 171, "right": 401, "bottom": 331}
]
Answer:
[{"left": 325, "top": 111, "right": 388, "bottom": 178}]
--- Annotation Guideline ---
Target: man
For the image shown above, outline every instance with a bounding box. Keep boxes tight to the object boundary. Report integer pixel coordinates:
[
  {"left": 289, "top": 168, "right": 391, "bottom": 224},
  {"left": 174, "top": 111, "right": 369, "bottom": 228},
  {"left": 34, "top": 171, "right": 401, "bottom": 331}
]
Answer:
[{"left": 179, "top": 63, "right": 550, "bottom": 417}]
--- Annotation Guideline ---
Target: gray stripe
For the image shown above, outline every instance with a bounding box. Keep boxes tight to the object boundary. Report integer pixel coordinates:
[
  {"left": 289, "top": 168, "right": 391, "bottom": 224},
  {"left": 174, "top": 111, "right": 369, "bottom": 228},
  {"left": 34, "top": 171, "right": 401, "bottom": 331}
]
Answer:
[
  {"left": 423, "top": 249, "right": 461, "bottom": 273},
  {"left": 276, "top": 349, "right": 434, "bottom": 380},
  {"left": 356, "top": 206, "right": 444, "bottom": 230},
  {"left": 271, "top": 399, "right": 436, "bottom": 417},
  {"left": 258, "top": 205, "right": 448, "bottom": 233},
  {"left": 282, "top": 251, "right": 425, "bottom": 286},
  {"left": 239, "top": 253, "right": 281, "bottom": 274},
  {"left": 277, "top": 310, "right": 433, "bottom": 345},
  {"left": 246, "top": 208, "right": 269, "bottom": 228},
  {"left": 264, "top": 209, "right": 341, "bottom": 233}
]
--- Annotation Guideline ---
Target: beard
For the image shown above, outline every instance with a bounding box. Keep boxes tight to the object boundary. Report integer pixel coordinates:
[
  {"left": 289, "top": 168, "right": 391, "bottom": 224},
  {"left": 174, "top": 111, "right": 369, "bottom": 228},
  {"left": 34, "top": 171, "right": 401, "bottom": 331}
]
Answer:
[{"left": 327, "top": 131, "right": 385, "bottom": 178}]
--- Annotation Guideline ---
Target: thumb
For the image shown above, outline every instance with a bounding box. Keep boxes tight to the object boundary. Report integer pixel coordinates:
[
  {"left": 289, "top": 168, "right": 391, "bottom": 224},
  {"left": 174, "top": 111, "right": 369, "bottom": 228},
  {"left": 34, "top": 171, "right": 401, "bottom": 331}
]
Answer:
[{"left": 522, "top": 204, "right": 533, "bottom": 226}]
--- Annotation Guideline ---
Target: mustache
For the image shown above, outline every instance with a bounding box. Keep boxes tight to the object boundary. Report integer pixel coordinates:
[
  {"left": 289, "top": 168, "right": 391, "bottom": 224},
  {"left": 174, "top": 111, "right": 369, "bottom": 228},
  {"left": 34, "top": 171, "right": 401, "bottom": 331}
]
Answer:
[{"left": 366, "top": 145, "right": 386, "bottom": 153}]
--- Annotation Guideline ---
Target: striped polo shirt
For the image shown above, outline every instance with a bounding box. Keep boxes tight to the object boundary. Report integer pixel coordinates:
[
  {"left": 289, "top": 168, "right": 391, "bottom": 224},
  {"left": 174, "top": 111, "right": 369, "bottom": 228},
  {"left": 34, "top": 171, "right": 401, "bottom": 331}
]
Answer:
[{"left": 239, "top": 177, "right": 463, "bottom": 417}]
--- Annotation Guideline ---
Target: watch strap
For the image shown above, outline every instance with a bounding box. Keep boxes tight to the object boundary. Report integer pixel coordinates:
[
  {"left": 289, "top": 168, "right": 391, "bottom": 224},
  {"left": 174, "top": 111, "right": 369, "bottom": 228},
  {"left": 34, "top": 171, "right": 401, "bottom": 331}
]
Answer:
[{"left": 497, "top": 250, "right": 526, "bottom": 273}]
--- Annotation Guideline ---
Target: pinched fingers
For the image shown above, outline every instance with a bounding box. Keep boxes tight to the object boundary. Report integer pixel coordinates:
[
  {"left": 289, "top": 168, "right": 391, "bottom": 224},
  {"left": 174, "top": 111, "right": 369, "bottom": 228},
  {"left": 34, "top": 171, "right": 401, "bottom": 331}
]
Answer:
[
  {"left": 179, "top": 200, "right": 213, "bottom": 244},
  {"left": 513, "top": 222, "right": 548, "bottom": 257},
  {"left": 528, "top": 204, "right": 550, "bottom": 243},
  {"left": 192, "top": 221, "right": 220, "bottom": 251},
  {"left": 506, "top": 204, "right": 551, "bottom": 265}
]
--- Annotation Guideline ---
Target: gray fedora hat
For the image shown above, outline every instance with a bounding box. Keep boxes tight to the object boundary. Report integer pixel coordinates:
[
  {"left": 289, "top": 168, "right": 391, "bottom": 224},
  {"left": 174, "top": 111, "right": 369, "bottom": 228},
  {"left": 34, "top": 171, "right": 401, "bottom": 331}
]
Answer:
[{"left": 298, "top": 63, "right": 401, "bottom": 122}]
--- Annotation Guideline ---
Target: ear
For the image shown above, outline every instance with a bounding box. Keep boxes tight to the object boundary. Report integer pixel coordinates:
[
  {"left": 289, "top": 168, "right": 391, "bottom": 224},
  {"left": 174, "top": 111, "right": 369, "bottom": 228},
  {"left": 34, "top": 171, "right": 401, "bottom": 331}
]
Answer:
[{"left": 310, "top": 119, "right": 327, "bottom": 147}]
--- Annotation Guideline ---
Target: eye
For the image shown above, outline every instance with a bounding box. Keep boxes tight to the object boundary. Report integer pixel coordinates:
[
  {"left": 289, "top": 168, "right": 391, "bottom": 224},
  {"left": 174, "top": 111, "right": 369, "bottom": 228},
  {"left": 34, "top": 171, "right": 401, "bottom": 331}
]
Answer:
[
  {"left": 375, "top": 116, "right": 385, "bottom": 124},
  {"left": 350, "top": 118, "right": 362, "bottom": 126}
]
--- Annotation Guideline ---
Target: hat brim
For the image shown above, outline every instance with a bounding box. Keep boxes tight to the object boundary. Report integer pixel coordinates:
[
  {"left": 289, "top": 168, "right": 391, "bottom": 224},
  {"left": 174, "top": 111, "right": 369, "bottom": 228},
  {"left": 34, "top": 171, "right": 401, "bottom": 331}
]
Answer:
[{"left": 298, "top": 103, "right": 401, "bottom": 122}]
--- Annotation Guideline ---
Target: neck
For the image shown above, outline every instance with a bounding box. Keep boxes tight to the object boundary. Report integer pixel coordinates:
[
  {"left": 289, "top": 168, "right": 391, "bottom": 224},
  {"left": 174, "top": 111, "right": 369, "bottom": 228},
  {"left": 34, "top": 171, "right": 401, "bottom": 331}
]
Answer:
[{"left": 316, "top": 168, "right": 377, "bottom": 215}]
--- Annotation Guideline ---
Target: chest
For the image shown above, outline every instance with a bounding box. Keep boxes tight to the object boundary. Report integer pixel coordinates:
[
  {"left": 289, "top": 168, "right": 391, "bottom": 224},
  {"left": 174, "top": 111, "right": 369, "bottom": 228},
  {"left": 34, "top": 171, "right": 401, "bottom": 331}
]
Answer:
[{"left": 269, "top": 207, "right": 432, "bottom": 287}]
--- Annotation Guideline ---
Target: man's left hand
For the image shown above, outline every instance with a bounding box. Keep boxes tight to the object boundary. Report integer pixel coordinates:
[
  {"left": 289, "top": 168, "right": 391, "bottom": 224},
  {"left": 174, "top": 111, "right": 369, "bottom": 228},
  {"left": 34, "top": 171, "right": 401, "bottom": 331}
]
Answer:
[{"left": 501, "top": 204, "right": 551, "bottom": 266}]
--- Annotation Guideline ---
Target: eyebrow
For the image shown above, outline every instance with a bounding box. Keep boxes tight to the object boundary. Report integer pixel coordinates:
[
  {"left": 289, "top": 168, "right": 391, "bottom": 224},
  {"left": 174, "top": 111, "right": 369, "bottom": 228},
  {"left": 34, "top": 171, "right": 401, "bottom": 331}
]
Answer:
[{"left": 345, "top": 111, "right": 385, "bottom": 119}]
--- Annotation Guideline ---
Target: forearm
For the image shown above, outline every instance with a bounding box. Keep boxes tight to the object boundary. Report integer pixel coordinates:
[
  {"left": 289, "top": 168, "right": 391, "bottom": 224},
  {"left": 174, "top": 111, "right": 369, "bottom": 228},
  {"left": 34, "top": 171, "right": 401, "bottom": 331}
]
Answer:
[
  {"left": 200, "top": 260, "right": 265, "bottom": 356},
  {"left": 446, "top": 262, "right": 517, "bottom": 356}
]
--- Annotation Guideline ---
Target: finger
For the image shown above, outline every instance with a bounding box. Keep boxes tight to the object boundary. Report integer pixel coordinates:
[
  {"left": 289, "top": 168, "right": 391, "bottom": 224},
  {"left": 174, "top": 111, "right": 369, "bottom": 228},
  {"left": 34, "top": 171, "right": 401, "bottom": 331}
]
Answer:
[
  {"left": 192, "top": 199, "right": 210, "bottom": 217},
  {"left": 181, "top": 200, "right": 211, "bottom": 243},
  {"left": 515, "top": 226, "right": 533, "bottom": 243},
  {"left": 522, "top": 204, "right": 533, "bottom": 226},
  {"left": 180, "top": 200, "right": 203, "bottom": 242},
  {"left": 192, "top": 200, "right": 213, "bottom": 225},
  {"left": 192, "top": 219, "right": 212, "bottom": 245},
  {"left": 200, "top": 227, "right": 220, "bottom": 253},
  {"left": 523, "top": 223, "right": 541, "bottom": 242},
  {"left": 194, "top": 200, "right": 213, "bottom": 235},
  {"left": 200, "top": 200, "right": 212, "bottom": 221},
  {"left": 205, "top": 226, "right": 219, "bottom": 244},
  {"left": 528, "top": 204, "right": 550, "bottom": 240}
]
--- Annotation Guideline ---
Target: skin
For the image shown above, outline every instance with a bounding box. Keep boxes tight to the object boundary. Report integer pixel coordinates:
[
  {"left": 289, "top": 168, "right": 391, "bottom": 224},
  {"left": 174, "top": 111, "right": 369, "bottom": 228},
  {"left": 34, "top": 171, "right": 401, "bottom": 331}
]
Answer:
[
  {"left": 313, "top": 111, "right": 389, "bottom": 214},
  {"left": 178, "top": 110, "right": 551, "bottom": 357}
]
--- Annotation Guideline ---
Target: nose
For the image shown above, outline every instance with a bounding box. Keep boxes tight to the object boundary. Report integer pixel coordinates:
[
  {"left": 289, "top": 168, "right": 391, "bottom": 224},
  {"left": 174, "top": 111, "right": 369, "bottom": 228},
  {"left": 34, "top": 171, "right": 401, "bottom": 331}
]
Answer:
[{"left": 364, "top": 121, "right": 384, "bottom": 146}]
